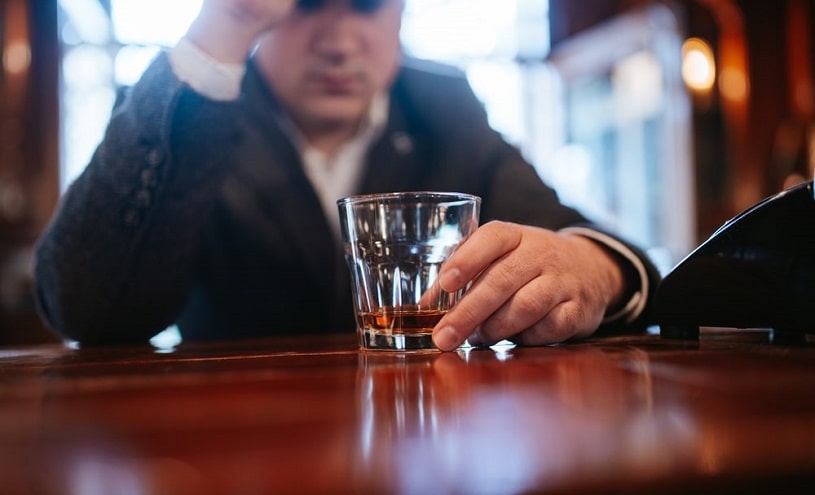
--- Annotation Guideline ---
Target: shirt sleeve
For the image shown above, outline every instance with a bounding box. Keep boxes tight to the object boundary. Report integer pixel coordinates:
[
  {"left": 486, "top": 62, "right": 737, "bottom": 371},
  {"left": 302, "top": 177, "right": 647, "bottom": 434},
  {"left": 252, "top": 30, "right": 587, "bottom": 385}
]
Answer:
[
  {"left": 167, "top": 37, "right": 246, "bottom": 101},
  {"left": 558, "top": 226, "right": 650, "bottom": 325}
]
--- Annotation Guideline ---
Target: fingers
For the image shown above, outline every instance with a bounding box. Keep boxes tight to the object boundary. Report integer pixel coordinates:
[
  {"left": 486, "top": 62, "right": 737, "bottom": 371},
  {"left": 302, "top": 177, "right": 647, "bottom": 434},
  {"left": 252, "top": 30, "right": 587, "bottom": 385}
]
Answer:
[
  {"left": 418, "top": 222, "right": 510, "bottom": 308},
  {"left": 436, "top": 221, "right": 523, "bottom": 294},
  {"left": 433, "top": 222, "right": 540, "bottom": 351},
  {"left": 477, "top": 278, "right": 565, "bottom": 342},
  {"left": 510, "top": 301, "right": 600, "bottom": 345},
  {"left": 471, "top": 298, "right": 602, "bottom": 348},
  {"left": 188, "top": 0, "right": 296, "bottom": 63},
  {"left": 449, "top": 273, "right": 568, "bottom": 348}
]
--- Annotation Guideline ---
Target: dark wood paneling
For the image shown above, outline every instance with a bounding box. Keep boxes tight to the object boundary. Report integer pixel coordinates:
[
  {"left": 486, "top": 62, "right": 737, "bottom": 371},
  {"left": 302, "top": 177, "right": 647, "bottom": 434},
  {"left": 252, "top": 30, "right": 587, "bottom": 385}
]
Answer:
[{"left": 0, "top": 0, "right": 60, "bottom": 345}]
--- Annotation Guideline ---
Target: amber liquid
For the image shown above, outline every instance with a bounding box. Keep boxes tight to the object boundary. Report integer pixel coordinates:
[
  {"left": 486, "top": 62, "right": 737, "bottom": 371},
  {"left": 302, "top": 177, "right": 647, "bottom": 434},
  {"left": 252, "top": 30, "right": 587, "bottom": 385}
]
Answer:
[{"left": 360, "top": 306, "right": 446, "bottom": 335}]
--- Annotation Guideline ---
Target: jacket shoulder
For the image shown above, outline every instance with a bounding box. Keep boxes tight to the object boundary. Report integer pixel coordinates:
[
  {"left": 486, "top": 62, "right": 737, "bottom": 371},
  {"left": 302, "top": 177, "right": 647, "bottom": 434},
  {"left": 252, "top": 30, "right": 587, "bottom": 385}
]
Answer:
[
  {"left": 394, "top": 57, "right": 491, "bottom": 136},
  {"left": 400, "top": 57, "right": 468, "bottom": 79}
]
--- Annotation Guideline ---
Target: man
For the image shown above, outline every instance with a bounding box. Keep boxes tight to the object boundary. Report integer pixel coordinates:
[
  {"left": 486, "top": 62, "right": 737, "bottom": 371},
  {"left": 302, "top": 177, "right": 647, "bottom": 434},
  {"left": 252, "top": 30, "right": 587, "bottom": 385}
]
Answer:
[{"left": 33, "top": 0, "right": 660, "bottom": 350}]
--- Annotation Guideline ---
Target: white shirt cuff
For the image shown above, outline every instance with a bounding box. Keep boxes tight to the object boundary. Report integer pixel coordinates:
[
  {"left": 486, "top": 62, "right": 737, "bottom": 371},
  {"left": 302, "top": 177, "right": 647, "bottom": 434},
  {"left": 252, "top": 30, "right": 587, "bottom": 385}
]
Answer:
[
  {"left": 167, "top": 37, "right": 246, "bottom": 101},
  {"left": 558, "top": 226, "right": 649, "bottom": 325}
]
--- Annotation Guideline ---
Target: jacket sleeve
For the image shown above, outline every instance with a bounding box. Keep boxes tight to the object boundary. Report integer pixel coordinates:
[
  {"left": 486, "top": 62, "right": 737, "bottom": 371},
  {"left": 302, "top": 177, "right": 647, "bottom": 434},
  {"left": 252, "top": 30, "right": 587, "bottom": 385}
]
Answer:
[
  {"left": 402, "top": 63, "right": 662, "bottom": 332},
  {"left": 33, "top": 53, "right": 240, "bottom": 345}
]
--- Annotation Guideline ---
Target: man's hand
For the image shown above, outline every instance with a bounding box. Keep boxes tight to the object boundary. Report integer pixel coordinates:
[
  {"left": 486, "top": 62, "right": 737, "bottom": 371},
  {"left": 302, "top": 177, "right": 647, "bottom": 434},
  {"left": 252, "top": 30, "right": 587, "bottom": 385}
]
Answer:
[
  {"left": 432, "top": 221, "right": 626, "bottom": 351},
  {"left": 186, "top": 0, "right": 297, "bottom": 63}
]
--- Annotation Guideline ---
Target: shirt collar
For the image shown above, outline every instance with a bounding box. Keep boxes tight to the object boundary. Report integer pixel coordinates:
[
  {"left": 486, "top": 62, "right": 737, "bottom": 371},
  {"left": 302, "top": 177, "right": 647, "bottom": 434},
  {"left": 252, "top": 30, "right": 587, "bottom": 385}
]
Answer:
[{"left": 278, "top": 92, "right": 390, "bottom": 159}]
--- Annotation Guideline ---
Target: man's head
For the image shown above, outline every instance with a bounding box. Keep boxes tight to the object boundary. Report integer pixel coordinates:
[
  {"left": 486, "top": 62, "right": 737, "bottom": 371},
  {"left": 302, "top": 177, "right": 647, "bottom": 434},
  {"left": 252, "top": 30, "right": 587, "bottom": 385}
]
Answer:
[{"left": 254, "top": 0, "right": 404, "bottom": 147}]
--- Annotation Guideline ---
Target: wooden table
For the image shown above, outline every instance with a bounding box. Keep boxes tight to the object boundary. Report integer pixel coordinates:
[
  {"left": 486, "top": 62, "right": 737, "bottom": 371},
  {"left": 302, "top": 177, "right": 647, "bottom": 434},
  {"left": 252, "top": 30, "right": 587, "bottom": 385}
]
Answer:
[{"left": 1, "top": 331, "right": 814, "bottom": 494}]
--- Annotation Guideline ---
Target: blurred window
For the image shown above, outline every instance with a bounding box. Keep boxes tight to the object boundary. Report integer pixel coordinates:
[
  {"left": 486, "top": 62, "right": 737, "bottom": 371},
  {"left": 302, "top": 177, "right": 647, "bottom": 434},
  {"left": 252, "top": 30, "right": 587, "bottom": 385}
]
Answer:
[{"left": 541, "top": 4, "right": 695, "bottom": 269}]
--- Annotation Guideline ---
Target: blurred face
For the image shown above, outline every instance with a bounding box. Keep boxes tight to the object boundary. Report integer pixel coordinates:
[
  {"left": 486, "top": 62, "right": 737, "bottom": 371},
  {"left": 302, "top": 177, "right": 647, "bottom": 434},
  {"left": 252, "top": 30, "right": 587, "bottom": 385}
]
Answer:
[{"left": 254, "top": 0, "right": 403, "bottom": 137}]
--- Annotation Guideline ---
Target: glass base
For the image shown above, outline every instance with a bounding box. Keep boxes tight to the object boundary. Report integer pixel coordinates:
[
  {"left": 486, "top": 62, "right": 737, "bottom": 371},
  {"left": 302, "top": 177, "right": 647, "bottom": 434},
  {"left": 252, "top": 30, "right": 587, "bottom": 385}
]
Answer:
[{"left": 358, "top": 329, "right": 439, "bottom": 351}]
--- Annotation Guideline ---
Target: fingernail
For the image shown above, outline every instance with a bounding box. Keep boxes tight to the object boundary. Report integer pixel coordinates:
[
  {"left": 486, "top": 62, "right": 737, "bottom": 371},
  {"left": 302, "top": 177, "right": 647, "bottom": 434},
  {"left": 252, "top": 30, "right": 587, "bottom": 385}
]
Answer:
[
  {"left": 433, "top": 326, "right": 459, "bottom": 351},
  {"left": 466, "top": 329, "right": 484, "bottom": 347},
  {"left": 438, "top": 267, "right": 462, "bottom": 291}
]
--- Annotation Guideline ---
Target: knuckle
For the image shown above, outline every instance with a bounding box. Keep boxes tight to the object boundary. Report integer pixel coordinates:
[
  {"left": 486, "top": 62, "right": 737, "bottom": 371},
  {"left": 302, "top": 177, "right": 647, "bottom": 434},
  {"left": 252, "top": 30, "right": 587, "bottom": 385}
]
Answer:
[
  {"left": 517, "top": 304, "right": 583, "bottom": 345},
  {"left": 491, "top": 264, "right": 520, "bottom": 294},
  {"left": 482, "top": 220, "right": 523, "bottom": 245},
  {"left": 450, "top": 297, "right": 486, "bottom": 330},
  {"left": 513, "top": 291, "right": 548, "bottom": 318}
]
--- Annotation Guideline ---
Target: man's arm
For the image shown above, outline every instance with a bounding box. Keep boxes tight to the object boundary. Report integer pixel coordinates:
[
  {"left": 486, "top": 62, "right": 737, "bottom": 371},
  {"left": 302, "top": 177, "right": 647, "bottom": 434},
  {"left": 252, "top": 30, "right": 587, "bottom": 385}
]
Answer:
[
  {"left": 34, "top": 0, "right": 297, "bottom": 345},
  {"left": 33, "top": 55, "right": 240, "bottom": 344}
]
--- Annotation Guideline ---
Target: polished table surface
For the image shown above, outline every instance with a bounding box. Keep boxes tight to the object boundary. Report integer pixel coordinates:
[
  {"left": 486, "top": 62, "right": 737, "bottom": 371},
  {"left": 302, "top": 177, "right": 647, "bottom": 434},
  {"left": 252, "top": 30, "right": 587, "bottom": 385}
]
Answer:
[{"left": 1, "top": 331, "right": 814, "bottom": 494}]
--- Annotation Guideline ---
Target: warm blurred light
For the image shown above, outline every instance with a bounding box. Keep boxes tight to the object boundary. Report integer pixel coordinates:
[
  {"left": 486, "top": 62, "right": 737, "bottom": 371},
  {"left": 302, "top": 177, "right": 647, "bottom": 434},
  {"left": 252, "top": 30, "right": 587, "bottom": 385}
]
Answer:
[
  {"left": 719, "top": 66, "right": 748, "bottom": 102},
  {"left": 681, "top": 38, "right": 715, "bottom": 93},
  {"left": 2, "top": 39, "right": 31, "bottom": 75}
]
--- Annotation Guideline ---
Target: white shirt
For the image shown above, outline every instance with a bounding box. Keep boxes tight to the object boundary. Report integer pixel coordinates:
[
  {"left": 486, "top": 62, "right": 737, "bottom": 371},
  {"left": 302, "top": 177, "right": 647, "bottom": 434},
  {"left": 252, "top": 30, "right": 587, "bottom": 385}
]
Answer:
[{"left": 281, "top": 95, "right": 387, "bottom": 239}]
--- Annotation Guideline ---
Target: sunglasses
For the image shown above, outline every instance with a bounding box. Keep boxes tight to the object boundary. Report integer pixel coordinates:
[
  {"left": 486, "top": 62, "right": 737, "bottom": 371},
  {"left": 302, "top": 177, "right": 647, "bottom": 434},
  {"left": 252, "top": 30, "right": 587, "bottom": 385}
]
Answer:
[{"left": 296, "top": 0, "right": 391, "bottom": 14}]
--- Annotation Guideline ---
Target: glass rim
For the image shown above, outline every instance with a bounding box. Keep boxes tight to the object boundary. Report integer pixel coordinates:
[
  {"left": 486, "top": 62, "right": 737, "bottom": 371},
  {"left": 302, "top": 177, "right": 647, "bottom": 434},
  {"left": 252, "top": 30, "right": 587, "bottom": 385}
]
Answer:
[{"left": 336, "top": 191, "right": 481, "bottom": 207}]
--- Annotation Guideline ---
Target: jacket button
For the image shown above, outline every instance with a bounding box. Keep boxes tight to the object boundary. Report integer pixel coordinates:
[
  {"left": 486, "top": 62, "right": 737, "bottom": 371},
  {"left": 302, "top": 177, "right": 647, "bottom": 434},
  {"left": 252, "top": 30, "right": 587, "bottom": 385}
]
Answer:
[
  {"left": 140, "top": 168, "right": 156, "bottom": 187},
  {"left": 123, "top": 208, "right": 139, "bottom": 225},
  {"left": 146, "top": 148, "right": 163, "bottom": 167},
  {"left": 390, "top": 132, "right": 414, "bottom": 155},
  {"left": 135, "top": 189, "right": 151, "bottom": 207}
]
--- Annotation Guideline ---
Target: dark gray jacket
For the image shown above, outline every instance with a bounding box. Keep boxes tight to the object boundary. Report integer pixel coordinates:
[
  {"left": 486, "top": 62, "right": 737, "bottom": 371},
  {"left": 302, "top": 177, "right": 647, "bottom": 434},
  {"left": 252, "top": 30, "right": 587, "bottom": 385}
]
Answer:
[{"left": 34, "top": 53, "right": 660, "bottom": 344}]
